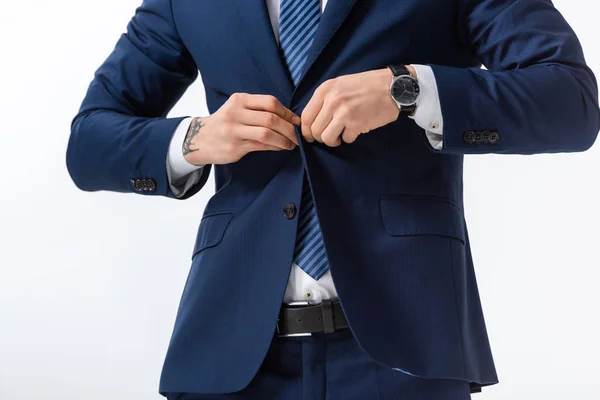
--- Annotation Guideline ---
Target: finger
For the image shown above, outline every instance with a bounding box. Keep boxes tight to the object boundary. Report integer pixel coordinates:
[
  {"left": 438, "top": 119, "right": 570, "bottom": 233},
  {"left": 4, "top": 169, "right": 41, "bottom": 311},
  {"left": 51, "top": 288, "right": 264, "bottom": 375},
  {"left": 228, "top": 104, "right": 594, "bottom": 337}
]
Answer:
[
  {"left": 239, "top": 109, "right": 299, "bottom": 146},
  {"left": 243, "top": 94, "right": 301, "bottom": 126},
  {"left": 310, "top": 102, "right": 335, "bottom": 143},
  {"left": 342, "top": 128, "right": 361, "bottom": 144},
  {"left": 241, "top": 140, "right": 286, "bottom": 154},
  {"left": 320, "top": 117, "right": 345, "bottom": 147},
  {"left": 243, "top": 126, "right": 296, "bottom": 150},
  {"left": 301, "top": 89, "right": 326, "bottom": 143}
]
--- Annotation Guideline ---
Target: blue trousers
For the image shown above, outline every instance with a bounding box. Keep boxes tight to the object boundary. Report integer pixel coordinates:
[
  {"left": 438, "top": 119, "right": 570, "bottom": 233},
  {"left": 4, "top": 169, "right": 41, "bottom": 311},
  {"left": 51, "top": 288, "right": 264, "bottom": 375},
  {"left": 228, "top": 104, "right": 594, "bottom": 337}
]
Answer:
[{"left": 166, "top": 328, "right": 472, "bottom": 399}]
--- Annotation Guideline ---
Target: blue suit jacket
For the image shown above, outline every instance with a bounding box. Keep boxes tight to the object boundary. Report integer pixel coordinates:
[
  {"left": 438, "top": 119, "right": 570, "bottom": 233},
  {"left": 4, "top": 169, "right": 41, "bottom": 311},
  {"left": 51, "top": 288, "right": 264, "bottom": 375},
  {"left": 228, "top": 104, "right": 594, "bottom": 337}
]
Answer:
[{"left": 67, "top": 0, "right": 600, "bottom": 395}]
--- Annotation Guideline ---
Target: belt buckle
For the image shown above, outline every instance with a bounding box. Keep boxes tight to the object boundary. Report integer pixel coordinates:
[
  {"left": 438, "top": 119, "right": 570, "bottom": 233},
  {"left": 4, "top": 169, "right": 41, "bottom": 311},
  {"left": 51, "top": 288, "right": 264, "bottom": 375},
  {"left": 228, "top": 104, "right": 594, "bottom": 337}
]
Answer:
[{"left": 276, "top": 301, "right": 312, "bottom": 337}]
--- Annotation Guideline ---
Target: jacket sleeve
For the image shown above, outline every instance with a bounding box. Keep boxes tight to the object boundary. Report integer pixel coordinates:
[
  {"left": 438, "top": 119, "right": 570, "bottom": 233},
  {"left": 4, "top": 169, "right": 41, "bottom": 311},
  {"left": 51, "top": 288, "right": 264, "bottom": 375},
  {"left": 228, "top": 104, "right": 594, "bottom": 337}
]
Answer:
[
  {"left": 66, "top": 0, "right": 210, "bottom": 199},
  {"left": 428, "top": 0, "right": 600, "bottom": 154}
]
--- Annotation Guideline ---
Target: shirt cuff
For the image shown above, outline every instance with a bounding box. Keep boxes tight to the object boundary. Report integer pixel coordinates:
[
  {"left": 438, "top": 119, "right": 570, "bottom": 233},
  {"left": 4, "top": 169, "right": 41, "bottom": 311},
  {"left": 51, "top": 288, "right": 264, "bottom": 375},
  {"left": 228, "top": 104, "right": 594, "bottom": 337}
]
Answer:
[
  {"left": 409, "top": 64, "right": 444, "bottom": 151},
  {"left": 167, "top": 117, "right": 204, "bottom": 181}
]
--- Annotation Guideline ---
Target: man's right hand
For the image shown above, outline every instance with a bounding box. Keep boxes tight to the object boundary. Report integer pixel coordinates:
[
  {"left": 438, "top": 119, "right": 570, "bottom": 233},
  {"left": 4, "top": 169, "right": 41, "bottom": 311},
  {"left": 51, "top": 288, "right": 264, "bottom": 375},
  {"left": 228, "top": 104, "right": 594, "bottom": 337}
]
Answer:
[{"left": 182, "top": 93, "right": 301, "bottom": 166}]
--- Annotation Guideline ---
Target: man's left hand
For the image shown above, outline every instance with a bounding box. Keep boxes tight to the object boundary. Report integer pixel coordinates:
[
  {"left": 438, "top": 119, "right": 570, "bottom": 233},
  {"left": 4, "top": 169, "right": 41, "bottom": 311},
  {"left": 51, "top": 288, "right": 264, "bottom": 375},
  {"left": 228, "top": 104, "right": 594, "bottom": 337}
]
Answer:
[{"left": 300, "top": 67, "right": 410, "bottom": 146}]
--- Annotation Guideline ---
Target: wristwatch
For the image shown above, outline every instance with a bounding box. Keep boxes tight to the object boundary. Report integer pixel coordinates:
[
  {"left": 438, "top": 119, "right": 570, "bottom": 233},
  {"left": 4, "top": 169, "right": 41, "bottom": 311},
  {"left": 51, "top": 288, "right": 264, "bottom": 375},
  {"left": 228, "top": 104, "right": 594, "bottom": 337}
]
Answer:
[{"left": 388, "top": 64, "right": 420, "bottom": 117}]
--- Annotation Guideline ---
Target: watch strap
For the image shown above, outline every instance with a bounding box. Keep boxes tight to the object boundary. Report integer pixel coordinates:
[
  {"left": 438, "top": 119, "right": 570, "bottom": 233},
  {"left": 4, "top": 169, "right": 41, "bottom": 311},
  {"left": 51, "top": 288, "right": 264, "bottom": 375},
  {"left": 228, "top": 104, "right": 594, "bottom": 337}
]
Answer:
[
  {"left": 388, "top": 64, "right": 410, "bottom": 77},
  {"left": 401, "top": 103, "right": 417, "bottom": 118}
]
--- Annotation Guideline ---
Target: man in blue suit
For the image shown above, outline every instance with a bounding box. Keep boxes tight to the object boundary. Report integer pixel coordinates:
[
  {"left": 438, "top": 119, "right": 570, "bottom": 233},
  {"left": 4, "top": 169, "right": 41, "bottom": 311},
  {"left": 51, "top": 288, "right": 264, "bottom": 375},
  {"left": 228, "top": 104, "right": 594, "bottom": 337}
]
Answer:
[{"left": 67, "top": 0, "right": 600, "bottom": 398}]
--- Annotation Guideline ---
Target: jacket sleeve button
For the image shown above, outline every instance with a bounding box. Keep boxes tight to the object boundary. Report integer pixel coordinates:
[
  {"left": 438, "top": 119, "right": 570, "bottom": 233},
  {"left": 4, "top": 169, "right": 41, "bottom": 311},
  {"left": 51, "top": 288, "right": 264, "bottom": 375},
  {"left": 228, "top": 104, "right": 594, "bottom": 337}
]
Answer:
[
  {"left": 489, "top": 131, "right": 500, "bottom": 144},
  {"left": 463, "top": 131, "right": 476, "bottom": 145},
  {"left": 147, "top": 179, "right": 157, "bottom": 192},
  {"left": 482, "top": 130, "right": 491, "bottom": 144},
  {"left": 132, "top": 179, "right": 143, "bottom": 191},
  {"left": 473, "top": 131, "right": 483, "bottom": 144}
]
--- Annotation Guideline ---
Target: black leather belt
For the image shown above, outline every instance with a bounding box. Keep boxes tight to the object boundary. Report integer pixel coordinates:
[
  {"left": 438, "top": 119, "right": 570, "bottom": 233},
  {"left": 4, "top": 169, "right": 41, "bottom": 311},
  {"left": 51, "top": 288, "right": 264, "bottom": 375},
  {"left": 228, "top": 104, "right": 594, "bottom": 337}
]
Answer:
[
  {"left": 276, "top": 299, "right": 349, "bottom": 337},
  {"left": 276, "top": 299, "right": 485, "bottom": 394}
]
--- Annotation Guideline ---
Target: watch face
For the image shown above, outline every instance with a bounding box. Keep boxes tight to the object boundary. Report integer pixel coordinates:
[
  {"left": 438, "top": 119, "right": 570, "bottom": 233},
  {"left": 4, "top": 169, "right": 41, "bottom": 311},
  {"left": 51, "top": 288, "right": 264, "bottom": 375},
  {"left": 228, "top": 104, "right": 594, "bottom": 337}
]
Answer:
[{"left": 391, "top": 76, "right": 420, "bottom": 106}]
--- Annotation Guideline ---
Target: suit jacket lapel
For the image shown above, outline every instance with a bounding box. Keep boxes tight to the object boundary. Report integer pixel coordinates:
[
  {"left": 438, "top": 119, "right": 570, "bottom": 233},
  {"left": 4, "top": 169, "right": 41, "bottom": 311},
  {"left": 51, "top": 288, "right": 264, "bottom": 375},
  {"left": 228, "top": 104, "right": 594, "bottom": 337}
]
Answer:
[
  {"left": 295, "top": 0, "right": 359, "bottom": 90},
  {"left": 231, "top": 0, "right": 359, "bottom": 100},
  {"left": 232, "top": 0, "right": 295, "bottom": 100}
]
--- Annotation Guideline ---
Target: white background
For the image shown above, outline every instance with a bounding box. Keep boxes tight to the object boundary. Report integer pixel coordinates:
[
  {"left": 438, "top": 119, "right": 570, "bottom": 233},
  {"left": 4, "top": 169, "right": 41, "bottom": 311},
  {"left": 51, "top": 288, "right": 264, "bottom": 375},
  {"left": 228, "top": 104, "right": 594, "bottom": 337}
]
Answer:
[{"left": 1, "top": 1, "right": 599, "bottom": 399}]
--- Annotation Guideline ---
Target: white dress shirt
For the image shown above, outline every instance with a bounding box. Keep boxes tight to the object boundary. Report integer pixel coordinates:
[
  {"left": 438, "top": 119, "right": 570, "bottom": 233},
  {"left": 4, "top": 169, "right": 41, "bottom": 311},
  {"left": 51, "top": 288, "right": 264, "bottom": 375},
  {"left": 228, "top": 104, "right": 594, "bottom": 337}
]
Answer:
[{"left": 166, "top": 0, "right": 444, "bottom": 304}]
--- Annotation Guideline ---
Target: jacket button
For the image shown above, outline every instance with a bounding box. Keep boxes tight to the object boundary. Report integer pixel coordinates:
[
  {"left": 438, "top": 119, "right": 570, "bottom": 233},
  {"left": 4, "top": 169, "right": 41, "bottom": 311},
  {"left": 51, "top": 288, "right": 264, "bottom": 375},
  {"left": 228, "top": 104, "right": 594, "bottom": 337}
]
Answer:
[
  {"left": 473, "top": 131, "right": 483, "bottom": 144},
  {"left": 146, "top": 179, "right": 157, "bottom": 192},
  {"left": 489, "top": 131, "right": 500, "bottom": 144},
  {"left": 482, "top": 130, "right": 491, "bottom": 143},
  {"left": 283, "top": 203, "right": 296, "bottom": 219},
  {"left": 463, "top": 131, "right": 476, "bottom": 145},
  {"left": 131, "top": 179, "right": 142, "bottom": 191}
]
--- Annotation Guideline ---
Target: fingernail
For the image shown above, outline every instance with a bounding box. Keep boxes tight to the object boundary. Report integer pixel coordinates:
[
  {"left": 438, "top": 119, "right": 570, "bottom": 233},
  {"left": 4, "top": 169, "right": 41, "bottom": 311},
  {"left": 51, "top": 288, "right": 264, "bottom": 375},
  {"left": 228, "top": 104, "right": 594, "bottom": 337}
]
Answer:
[{"left": 293, "top": 115, "right": 301, "bottom": 125}]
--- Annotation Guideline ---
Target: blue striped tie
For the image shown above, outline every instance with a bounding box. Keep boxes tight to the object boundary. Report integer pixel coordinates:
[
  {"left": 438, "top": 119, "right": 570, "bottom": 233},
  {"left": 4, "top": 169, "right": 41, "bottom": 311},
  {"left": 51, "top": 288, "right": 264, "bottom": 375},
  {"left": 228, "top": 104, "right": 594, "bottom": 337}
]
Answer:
[{"left": 279, "top": 0, "right": 330, "bottom": 280}]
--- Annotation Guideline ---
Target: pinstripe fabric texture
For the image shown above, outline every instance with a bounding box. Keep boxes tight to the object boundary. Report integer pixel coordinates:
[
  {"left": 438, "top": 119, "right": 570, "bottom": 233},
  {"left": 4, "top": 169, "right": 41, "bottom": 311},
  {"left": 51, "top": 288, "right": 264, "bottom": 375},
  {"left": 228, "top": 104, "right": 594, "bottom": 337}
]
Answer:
[
  {"left": 170, "top": 329, "right": 472, "bottom": 400},
  {"left": 279, "top": 0, "right": 330, "bottom": 280}
]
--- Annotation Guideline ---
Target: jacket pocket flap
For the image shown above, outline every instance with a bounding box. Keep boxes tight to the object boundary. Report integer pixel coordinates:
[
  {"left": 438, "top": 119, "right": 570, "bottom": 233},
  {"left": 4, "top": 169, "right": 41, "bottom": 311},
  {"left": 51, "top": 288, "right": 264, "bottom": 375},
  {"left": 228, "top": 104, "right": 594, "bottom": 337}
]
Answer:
[
  {"left": 380, "top": 196, "right": 465, "bottom": 243},
  {"left": 192, "top": 212, "right": 234, "bottom": 258}
]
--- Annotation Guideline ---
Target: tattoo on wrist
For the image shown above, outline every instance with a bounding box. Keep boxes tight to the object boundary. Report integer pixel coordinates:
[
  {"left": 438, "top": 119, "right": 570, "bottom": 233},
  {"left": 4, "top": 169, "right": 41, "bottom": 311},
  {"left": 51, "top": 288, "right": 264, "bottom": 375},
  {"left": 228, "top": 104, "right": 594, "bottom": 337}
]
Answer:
[{"left": 183, "top": 117, "right": 204, "bottom": 156}]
